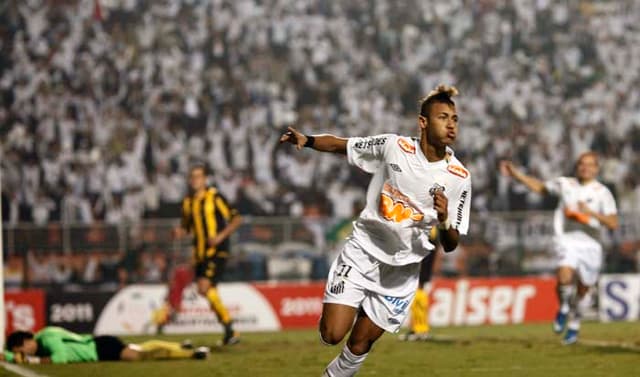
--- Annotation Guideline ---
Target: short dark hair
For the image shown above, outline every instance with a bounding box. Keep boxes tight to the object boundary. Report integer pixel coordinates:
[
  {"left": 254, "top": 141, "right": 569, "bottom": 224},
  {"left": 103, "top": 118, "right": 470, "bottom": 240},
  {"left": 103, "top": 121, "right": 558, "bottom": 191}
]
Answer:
[
  {"left": 7, "top": 331, "right": 34, "bottom": 351},
  {"left": 419, "top": 85, "right": 459, "bottom": 117}
]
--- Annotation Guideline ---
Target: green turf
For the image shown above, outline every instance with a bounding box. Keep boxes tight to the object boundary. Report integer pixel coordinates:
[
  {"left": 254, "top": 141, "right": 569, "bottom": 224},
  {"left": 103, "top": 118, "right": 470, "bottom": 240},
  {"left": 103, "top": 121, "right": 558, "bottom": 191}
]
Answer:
[{"left": 3, "top": 322, "right": 639, "bottom": 377}]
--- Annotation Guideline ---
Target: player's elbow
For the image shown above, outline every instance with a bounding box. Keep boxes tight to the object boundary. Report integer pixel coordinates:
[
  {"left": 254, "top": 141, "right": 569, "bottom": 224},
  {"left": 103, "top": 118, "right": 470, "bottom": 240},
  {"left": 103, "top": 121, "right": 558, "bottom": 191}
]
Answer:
[{"left": 533, "top": 185, "right": 547, "bottom": 195}]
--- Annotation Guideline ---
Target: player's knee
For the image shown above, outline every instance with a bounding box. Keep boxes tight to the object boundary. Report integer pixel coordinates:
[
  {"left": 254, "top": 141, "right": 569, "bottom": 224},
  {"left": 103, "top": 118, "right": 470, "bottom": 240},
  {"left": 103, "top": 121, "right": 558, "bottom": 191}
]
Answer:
[
  {"left": 556, "top": 269, "right": 573, "bottom": 285},
  {"left": 318, "top": 325, "right": 345, "bottom": 346}
]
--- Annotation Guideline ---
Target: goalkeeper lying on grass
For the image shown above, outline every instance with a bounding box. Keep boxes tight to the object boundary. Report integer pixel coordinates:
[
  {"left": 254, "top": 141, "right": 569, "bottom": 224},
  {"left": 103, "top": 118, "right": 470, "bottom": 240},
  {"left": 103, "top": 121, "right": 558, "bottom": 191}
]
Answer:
[{"left": 1, "top": 326, "right": 209, "bottom": 364}]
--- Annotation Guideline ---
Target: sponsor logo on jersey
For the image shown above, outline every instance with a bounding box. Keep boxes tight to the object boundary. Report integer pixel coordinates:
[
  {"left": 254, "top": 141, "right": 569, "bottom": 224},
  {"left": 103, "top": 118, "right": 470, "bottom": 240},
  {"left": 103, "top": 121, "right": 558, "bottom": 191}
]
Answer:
[
  {"left": 455, "top": 190, "right": 468, "bottom": 228},
  {"left": 447, "top": 164, "right": 469, "bottom": 178},
  {"left": 397, "top": 138, "right": 416, "bottom": 154},
  {"left": 354, "top": 136, "right": 387, "bottom": 149},
  {"left": 329, "top": 281, "right": 344, "bottom": 295},
  {"left": 384, "top": 296, "right": 410, "bottom": 315},
  {"left": 379, "top": 182, "right": 424, "bottom": 222},
  {"left": 389, "top": 163, "right": 402, "bottom": 172}
]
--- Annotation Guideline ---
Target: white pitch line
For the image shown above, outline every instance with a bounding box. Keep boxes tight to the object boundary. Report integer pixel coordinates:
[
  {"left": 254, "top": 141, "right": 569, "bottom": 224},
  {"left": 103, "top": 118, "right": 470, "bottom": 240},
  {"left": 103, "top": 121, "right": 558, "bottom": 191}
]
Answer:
[
  {"left": 580, "top": 339, "right": 640, "bottom": 351},
  {"left": 0, "top": 362, "right": 49, "bottom": 377},
  {"left": 467, "top": 366, "right": 524, "bottom": 372}
]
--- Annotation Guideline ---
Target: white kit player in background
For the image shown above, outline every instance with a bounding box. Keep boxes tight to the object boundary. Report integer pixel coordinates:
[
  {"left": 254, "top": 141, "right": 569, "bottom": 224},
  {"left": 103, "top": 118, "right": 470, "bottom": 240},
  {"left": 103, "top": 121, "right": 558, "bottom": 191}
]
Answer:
[
  {"left": 500, "top": 152, "right": 618, "bottom": 345},
  {"left": 280, "top": 85, "right": 472, "bottom": 377}
]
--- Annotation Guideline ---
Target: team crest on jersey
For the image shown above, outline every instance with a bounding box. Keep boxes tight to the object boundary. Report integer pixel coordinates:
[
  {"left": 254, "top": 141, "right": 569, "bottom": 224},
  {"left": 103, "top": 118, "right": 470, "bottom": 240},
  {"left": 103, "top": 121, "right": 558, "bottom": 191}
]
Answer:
[
  {"left": 397, "top": 138, "right": 416, "bottom": 154},
  {"left": 329, "top": 281, "right": 344, "bottom": 295},
  {"left": 379, "top": 182, "right": 424, "bottom": 222},
  {"left": 447, "top": 164, "right": 469, "bottom": 178}
]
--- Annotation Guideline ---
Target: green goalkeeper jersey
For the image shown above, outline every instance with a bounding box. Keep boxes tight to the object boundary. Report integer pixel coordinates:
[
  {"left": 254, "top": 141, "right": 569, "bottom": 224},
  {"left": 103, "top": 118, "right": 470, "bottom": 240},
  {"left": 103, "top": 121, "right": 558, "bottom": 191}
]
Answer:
[{"left": 34, "top": 327, "right": 98, "bottom": 364}]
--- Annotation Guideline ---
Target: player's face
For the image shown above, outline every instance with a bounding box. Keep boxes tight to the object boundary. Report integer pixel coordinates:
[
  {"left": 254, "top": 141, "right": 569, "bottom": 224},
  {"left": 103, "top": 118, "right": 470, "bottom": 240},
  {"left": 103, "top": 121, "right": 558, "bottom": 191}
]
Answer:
[
  {"left": 576, "top": 154, "right": 599, "bottom": 181},
  {"left": 189, "top": 168, "right": 207, "bottom": 192},
  {"left": 14, "top": 339, "right": 38, "bottom": 356},
  {"left": 419, "top": 102, "right": 458, "bottom": 146}
]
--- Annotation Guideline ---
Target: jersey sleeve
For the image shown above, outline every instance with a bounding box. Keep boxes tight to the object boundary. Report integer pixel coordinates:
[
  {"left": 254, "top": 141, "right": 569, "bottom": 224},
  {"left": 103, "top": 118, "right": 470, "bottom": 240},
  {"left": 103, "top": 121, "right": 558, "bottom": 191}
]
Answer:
[
  {"left": 214, "top": 191, "right": 239, "bottom": 221},
  {"left": 181, "top": 198, "right": 192, "bottom": 231},
  {"left": 3, "top": 350, "right": 15, "bottom": 363},
  {"left": 346, "top": 134, "right": 394, "bottom": 174},
  {"left": 600, "top": 186, "right": 618, "bottom": 215},
  {"left": 544, "top": 177, "right": 564, "bottom": 195},
  {"left": 450, "top": 179, "right": 472, "bottom": 235}
]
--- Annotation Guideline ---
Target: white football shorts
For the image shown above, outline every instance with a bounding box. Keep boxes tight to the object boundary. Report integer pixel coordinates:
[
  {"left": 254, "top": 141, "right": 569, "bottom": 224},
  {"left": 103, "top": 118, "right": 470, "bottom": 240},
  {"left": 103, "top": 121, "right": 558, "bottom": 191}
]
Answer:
[
  {"left": 323, "top": 239, "right": 422, "bottom": 333},
  {"left": 553, "top": 231, "right": 603, "bottom": 286}
]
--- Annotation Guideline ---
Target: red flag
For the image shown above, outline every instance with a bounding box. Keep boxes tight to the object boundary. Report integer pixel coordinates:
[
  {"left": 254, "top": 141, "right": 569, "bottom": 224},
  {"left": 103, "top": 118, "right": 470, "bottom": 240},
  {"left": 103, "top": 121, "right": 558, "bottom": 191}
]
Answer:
[{"left": 93, "top": 0, "right": 103, "bottom": 22}]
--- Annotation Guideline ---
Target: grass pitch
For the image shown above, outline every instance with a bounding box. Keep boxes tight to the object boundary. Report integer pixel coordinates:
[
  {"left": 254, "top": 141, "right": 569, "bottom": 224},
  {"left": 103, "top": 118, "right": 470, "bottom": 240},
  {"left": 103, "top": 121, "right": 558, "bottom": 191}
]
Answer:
[{"left": 3, "top": 322, "right": 639, "bottom": 377}]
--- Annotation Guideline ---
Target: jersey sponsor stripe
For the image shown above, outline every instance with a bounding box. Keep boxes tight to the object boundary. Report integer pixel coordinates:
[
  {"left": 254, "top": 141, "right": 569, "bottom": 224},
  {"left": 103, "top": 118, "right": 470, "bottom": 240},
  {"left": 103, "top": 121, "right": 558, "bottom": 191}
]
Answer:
[{"left": 455, "top": 190, "right": 468, "bottom": 228}]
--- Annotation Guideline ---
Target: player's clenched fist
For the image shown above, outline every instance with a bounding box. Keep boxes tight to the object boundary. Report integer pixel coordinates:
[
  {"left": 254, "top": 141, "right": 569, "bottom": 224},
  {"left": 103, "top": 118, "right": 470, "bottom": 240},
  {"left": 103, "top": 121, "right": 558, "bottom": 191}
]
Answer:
[
  {"left": 432, "top": 190, "right": 448, "bottom": 223},
  {"left": 279, "top": 126, "right": 308, "bottom": 150}
]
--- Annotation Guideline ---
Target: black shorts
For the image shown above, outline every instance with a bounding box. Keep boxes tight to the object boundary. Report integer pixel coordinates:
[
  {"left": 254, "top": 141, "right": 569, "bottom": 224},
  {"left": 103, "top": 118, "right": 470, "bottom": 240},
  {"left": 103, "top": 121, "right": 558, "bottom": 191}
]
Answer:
[
  {"left": 418, "top": 252, "right": 436, "bottom": 285},
  {"left": 94, "top": 335, "right": 126, "bottom": 361},
  {"left": 194, "top": 255, "right": 228, "bottom": 284}
]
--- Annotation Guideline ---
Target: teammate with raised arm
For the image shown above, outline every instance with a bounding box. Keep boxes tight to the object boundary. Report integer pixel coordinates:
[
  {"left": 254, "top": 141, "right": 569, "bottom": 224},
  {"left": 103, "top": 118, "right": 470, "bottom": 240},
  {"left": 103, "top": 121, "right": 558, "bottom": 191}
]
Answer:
[
  {"left": 500, "top": 152, "right": 618, "bottom": 344},
  {"left": 281, "top": 85, "right": 472, "bottom": 376}
]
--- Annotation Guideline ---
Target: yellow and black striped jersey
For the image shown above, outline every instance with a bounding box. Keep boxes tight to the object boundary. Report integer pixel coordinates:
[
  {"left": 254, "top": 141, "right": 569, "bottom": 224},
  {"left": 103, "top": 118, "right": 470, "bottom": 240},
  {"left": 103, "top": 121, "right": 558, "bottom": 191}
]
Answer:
[{"left": 181, "top": 187, "right": 239, "bottom": 261}]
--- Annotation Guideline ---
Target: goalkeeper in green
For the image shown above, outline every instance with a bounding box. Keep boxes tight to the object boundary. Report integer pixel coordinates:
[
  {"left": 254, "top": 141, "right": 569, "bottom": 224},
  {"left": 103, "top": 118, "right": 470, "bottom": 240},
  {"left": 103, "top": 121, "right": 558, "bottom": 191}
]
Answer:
[{"left": 2, "top": 327, "right": 209, "bottom": 364}]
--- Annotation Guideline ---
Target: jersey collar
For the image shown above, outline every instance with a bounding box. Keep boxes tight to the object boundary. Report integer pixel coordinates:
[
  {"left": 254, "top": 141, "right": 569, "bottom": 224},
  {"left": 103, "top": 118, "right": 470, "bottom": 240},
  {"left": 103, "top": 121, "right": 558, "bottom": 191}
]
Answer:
[{"left": 414, "top": 138, "right": 453, "bottom": 168}]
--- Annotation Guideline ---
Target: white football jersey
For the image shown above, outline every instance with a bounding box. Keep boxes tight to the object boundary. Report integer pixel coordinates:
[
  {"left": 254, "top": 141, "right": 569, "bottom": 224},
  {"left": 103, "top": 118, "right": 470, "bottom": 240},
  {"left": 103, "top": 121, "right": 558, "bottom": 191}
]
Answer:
[
  {"left": 544, "top": 177, "right": 617, "bottom": 238},
  {"left": 346, "top": 134, "right": 472, "bottom": 266}
]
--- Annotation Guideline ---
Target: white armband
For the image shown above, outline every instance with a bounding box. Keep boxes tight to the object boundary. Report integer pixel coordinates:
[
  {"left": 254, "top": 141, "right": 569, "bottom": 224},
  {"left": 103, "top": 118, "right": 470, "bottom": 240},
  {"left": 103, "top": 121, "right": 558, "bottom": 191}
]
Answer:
[{"left": 438, "top": 218, "right": 451, "bottom": 231}]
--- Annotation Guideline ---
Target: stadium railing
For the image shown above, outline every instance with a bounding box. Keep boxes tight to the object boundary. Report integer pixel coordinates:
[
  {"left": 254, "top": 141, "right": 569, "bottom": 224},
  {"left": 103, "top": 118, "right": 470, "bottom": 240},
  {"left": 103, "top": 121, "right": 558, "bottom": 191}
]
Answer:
[{"left": 2, "top": 212, "right": 638, "bottom": 290}]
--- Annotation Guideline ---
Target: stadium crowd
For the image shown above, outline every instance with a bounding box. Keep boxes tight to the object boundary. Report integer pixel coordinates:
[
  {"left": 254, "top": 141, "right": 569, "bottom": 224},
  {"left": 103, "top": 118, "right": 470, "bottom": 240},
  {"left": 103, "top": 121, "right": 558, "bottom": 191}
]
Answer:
[
  {"left": 1, "top": 0, "right": 640, "bottom": 226},
  {"left": 1, "top": 0, "right": 640, "bottom": 285}
]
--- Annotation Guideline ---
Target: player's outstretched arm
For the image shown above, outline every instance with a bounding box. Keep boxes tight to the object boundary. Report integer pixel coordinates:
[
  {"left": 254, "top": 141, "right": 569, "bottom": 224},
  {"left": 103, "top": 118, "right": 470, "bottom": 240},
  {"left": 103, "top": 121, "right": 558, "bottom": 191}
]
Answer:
[
  {"left": 279, "top": 126, "right": 347, "bottom": 154},
  {"left": 499, "top": 160, "right": 547, "bottom": 194}
]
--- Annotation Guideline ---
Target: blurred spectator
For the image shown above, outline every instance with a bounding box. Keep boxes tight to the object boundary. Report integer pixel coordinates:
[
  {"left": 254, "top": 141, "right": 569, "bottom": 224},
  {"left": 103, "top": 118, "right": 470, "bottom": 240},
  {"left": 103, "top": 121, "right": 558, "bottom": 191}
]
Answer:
[
  {"left": 0, "top": 0, "right": 637, "bottom": 226},
  {"left": 4, "top": 254, "right": 23, "bottom": 288}
]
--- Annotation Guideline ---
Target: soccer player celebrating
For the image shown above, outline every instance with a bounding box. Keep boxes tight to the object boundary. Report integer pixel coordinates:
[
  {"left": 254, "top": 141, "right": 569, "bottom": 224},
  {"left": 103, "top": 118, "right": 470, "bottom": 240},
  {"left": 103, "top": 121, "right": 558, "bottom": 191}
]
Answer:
[
  {"left": 174, "top": 164, "right": 242, "bottom": 345},
  {"left": 3, "top": 327, "right": 209, "bottom": 364},
  {"left": 280, "top": 85, "right": 471, "bottom": 376},
  {"left": 500, "top": 152, "right": 618, "bottom": 344}
]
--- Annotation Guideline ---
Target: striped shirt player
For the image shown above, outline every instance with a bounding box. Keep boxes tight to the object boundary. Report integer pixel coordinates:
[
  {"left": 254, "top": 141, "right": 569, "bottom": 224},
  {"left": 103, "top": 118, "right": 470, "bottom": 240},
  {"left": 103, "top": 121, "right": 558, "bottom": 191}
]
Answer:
[
  {"left": 501, "top": 152, "right": 618, "bottom": 345},
  {"left": 175, "top": 164, "right": 242, "bottom": 346},
  {"left": 280, "top": 85, "right": 471, "bottom": 377}
]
